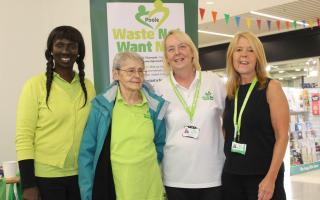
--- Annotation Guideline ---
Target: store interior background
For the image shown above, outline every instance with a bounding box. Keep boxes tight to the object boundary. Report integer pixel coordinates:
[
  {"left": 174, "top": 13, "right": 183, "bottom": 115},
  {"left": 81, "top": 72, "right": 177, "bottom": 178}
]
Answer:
[{"left": 1, "top": 0, "right": 320, "bottom": 199}]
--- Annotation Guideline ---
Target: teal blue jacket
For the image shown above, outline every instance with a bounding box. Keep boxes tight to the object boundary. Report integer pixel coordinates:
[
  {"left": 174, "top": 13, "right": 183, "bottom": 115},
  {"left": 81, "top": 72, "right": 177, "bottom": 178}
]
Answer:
[{"left": 78, "top": 81, "right": 168, "bottom": 200}]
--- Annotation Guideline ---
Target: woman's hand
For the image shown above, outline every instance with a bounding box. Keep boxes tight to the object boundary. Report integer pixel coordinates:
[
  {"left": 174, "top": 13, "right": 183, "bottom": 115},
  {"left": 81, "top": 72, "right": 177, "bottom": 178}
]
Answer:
[
  {"left": 258, "top": 176, "right": 275, "bottom": 200},
  {"left": 23, "top": 187, "right": 41, "bottom": 200}
]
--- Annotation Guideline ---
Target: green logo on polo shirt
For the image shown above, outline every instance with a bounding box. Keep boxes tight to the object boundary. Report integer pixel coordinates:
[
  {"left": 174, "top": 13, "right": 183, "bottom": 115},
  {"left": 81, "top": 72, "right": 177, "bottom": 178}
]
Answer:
[
  {"left": 202, "top": 91, "right": 214, "bottom": 101},
  {"left": 144, "top": 111, "right": 151, "bottom": 119}
]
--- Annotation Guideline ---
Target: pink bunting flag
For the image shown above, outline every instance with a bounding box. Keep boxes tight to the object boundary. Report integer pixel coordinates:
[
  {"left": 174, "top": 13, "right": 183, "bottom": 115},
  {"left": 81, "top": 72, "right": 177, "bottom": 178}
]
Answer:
[
  {"left": 276, "top": 20, "right": 281, "bottom": 30},
  {"left": 199, "top": 8, "right": 205, "bottom": 20},
  {"left": 211, "top": 11, "right": 218, "bottom": 24},
  {"left": 256, "top": 19, "right": 261, "bottom": 30}
]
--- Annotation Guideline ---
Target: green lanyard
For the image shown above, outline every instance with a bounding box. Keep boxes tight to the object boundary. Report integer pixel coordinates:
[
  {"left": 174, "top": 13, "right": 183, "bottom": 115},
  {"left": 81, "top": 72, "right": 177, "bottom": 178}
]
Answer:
[
  {"left": 169, "top": 72, "right": 202, "bottom": 122},
  {"left": 233, "top": 77, "right": 257, "bottom": 141}
]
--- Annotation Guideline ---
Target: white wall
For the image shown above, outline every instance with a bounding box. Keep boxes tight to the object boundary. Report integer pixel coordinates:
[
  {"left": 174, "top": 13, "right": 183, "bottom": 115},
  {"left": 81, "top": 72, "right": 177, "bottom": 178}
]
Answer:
[{"left": 0, "top": 0, "right": 94, "bottom": 162}]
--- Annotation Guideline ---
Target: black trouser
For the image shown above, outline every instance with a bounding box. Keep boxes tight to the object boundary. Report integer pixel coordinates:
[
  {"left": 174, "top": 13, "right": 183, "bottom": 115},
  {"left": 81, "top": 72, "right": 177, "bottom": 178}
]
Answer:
[
  {"left": 36, "top": 175, "right": 81, "bottom": 200},
  {"left": 165, "top": 186, "right": 222, "bottom": 200},
  {"left": 222, "top": 172, "right": 286, "bottom": 200}
]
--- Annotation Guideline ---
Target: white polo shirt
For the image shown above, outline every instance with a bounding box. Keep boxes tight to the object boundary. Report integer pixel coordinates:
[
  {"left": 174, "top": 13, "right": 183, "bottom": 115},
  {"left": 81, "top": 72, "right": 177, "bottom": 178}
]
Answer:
[{"left": 154, "top": 71, "right": 226, "bottom": 188}]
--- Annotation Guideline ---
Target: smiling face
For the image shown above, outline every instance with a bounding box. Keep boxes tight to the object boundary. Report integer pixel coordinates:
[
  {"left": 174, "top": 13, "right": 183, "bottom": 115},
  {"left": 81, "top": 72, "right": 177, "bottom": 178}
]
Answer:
[
  {"left": 232, "top": 37, "right": 257, "bottom": 79},
  {"left": 165, "top": 34, "right": 194, "bottom": 73},
  {"left": 113, "top": 58, "right": 145, "bottom": 93},
  {"left": 52, "top": 38, "right": 79, "bottom": 70}
]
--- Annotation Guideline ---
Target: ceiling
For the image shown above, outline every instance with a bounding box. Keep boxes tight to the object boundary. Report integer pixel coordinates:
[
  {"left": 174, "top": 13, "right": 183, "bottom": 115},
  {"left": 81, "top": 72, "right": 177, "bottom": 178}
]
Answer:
[
  {"left": 212, "top": 56, "right": 320, "bottom": 82},
  {"left": 198, "top": 0, "right": 320, "bottom": 47},
  {"left": 198, "top": 0, "right": 320, "bottom": 82}
]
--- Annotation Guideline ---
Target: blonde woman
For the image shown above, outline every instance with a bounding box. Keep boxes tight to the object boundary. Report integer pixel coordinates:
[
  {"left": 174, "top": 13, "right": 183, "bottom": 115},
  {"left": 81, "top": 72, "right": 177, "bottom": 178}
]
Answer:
[
  {"left": 222, "top": 31, "right": 289, "bottom": 200},
  {"left": 154, "top": 30, "right": 226, "bottom": 200}
]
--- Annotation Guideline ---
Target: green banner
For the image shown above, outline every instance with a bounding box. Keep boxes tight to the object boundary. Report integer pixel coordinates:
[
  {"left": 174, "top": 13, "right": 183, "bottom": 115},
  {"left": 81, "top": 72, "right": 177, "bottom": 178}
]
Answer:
[
  {"left": 291, "top": 161, "right": 320, "bottom": 175},
  {"left": 90, "top": 0, "right": 198, "bottom": 94}
]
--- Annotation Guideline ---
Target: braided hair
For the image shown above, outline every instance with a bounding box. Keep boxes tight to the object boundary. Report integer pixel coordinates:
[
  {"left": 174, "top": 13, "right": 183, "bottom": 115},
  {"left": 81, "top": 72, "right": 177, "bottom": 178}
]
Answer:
[{"left": 45, "top": 26, "right": 88, "bottom": 108}]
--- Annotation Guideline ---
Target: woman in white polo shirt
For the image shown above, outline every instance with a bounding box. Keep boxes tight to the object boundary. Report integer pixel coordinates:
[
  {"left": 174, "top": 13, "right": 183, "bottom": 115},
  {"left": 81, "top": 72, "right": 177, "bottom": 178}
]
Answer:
[{"left": 154, "top": 29, "right": 226, "bottom": 200}]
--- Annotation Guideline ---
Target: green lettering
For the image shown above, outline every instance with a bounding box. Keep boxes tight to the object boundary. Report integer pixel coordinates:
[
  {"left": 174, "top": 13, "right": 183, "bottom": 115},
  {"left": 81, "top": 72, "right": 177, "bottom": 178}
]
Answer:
[
  {"left": 127, "top": 31, "right": 134, "bottom": 40},
  {"left": 158, "top": 28, "right": 167, "bottom": 39},
  {"left": 113, "top": 29, "right": 126, "bottom": 39},
  {"left": 155, "top": 41, "right": 164, "bottom": 52},
  {"left": 117, "top": 41, "right": 153, "bottom": 52},
  {"left": 130, "top": 43, "right": 138, "bottom": 51},
  {"left": 116, "top": 41, "right": 130, "bottom": 52}
]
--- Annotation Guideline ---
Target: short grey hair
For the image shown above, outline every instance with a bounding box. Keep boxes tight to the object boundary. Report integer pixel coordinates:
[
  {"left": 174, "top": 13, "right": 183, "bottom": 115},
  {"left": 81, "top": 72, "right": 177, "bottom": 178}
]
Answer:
[{"left": 112, "top": 52, "right": 145, "bottom": 69}]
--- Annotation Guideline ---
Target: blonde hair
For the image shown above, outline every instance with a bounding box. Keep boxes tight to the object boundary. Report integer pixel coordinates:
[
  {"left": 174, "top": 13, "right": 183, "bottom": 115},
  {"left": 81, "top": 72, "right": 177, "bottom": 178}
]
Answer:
[
  {"left": 226, "top": 31, "right": 268, "bottom": 99},
  {"left": 162, "top": 29, "right": 201, "bottom": 74}
]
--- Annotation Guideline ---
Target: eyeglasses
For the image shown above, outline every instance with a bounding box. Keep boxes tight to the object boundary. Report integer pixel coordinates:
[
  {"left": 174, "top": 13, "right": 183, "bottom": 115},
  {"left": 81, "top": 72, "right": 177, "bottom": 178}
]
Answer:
[{"left": 116, "top": 68, "right": 146, "bottom": 76}]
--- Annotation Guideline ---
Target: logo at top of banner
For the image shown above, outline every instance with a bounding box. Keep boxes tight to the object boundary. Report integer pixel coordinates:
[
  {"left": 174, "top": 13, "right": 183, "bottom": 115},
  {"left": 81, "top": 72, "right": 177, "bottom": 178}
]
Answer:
[{"left": 135, "top": 0, "right": 169, "bottom": 30}]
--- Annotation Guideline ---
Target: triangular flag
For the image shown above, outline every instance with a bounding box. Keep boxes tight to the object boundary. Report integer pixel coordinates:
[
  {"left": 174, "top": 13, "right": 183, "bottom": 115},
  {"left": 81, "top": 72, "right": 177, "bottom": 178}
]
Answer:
[
  {"left": 246, "top": 17, "right": 251, "bottom": 29},
  {"left": 308, "top": 20, "right": 314, "bottom": 28},
  {"left": 224, "top": 14, "right": 230, "bottom": 24},
  {"left": 199, "top": 8, "right": 205, "bottom": 20},
  {"left": 285, "top": 21, "right": 290, "bottom": 29},
  {"left": 267, "top": 20, "right": 271, "bottom": 30},
  {"left": 276, "top": 20, "right": 281, "bottom": 30},
  {"left": 302, "top": 20, "right": 306, "bottom": 28},
  {"left": 317, "top": 18, "right": 320, "bottom": 27},
  {"left": 256, "top": 19, "right": 262, "bottom": 30},
  {"left": 293, "top": 20, "right": 297, "bottom": 29},
  {"left": 211, "top": 11, "right": 218, "bottom": 24},
  {"left": 235, "top": 16, "right": 241, "bottom": 27}
]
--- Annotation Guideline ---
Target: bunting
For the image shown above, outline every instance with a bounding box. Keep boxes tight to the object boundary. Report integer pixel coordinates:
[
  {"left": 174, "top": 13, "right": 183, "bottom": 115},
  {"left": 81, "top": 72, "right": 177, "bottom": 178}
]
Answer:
[
  {"left": 308, "top": 20, "right": 314, "bottom": 28},
  {"left": 235, "top": 16, "right": 241, "bottom": 27},
  {"left": 200, "top": 10, "right": 320, "bottom": 31},
  {"left": 211, "top": 11, "right": 218, "bottom": 24},
  {"left": 224, "top": 14, "right": 230, "bottom": 24},
  {"left": 293, "top": 20, "right": 297, "bottom": 29},
  {"left": 256, "top": 19, "right": 261, "bottom": 30},
  {"left": 199, "top": 8, "right": 205, "bottom": 20},
  {"left": 285, "top": 21, "right": 290, "bottom": 29},
  {"left": 246, "top": 17, "right": 252, "bottom": 29},
  {"left": 267, "top": 20, "right": 272, "bottom": 30},
  {"left": 276, "top": 20, "right": 281, "bottom": 30}
]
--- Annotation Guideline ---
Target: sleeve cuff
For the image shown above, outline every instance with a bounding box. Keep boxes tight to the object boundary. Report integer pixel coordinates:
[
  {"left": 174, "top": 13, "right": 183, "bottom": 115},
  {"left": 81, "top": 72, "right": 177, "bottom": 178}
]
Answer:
[{"left": 18, "top": 159, "right": 36, "bottom": 189}]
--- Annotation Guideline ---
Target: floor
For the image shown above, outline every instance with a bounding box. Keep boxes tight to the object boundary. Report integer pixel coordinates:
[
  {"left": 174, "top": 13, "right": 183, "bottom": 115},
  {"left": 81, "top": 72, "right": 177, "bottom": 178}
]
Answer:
[{"left": 285, "top": 169, "right": 320, "bottom": 200}]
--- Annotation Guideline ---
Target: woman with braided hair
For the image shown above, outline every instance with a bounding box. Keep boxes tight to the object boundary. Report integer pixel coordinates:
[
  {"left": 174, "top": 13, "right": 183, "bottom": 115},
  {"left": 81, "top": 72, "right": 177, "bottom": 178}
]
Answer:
[{"left": 16, "top": 26, "right": 96, "bottom": 200}]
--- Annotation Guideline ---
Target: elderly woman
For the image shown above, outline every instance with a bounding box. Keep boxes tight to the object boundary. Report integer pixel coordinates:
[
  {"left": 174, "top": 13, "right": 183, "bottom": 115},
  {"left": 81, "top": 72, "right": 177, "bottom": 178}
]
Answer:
[{"left": 78, "top": 52, "right": 168, "bottom": 200}]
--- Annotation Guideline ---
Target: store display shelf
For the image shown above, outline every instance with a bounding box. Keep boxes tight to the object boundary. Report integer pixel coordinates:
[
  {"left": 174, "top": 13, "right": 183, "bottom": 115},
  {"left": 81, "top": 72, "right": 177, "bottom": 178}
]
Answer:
[
  {"left": 291, "top": 161, "right": 320, "bottom": 175},
  {"left": 290, "top": 110, "right": 309, "bottom": 115}
]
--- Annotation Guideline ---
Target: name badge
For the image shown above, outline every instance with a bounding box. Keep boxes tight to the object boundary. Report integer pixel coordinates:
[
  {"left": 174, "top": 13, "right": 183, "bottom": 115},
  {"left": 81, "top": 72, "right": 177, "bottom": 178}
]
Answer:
[
  {"left": 231, "top": 141, "right": 247, "bottom": 155},
  {"left": 182, "top": 125, "right": 200, "bottom": 139}
]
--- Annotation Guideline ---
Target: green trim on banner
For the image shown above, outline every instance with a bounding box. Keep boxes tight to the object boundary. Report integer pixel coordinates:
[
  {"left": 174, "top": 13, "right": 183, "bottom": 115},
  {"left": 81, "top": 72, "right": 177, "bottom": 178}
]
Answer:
[
  {"left": 290, "top": 161, "right": 320, "bottom": 175},
  {"left": 90, "top": 0, "right": 198, "bottom": 94}
]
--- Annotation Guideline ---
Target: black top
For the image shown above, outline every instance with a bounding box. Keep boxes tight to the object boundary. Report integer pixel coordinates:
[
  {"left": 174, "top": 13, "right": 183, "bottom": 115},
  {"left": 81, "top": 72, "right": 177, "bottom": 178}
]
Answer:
[{"left": 223, "top": 79, "right": 284, "bottom": 175}]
